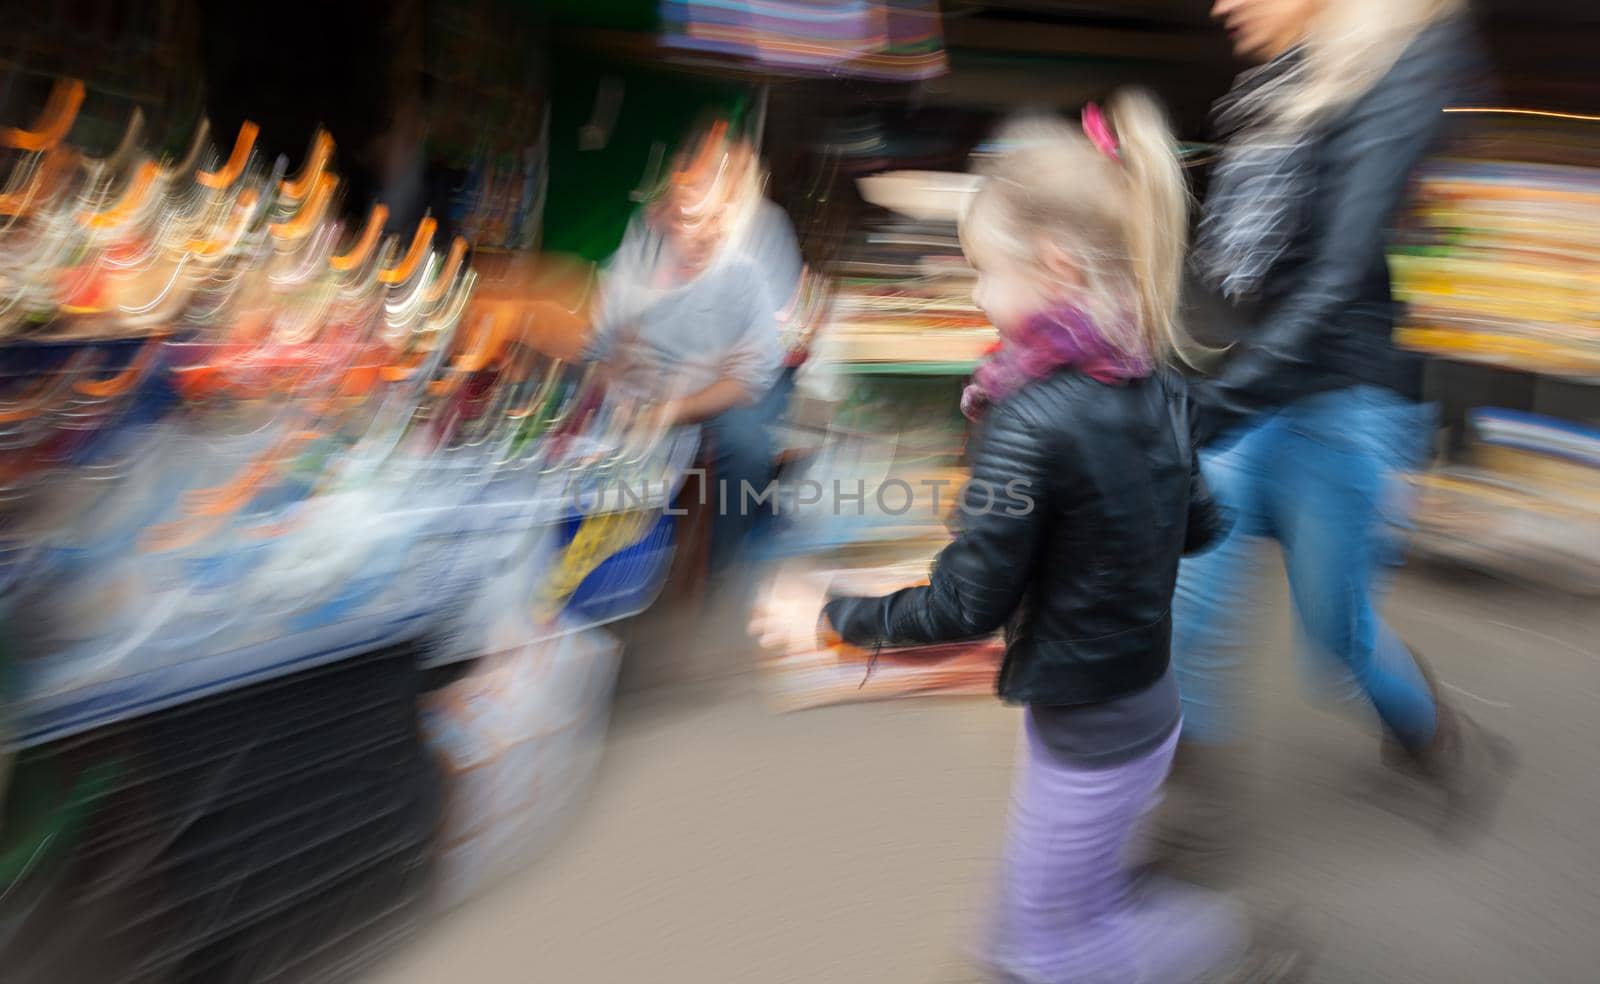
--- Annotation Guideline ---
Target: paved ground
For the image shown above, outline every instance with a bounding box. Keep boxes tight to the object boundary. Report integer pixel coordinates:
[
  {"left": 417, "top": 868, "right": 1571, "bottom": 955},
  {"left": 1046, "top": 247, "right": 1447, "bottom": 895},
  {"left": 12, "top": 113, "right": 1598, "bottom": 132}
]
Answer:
[{"left": 378, "top": 561, "right": 1600, "bottom": 983}]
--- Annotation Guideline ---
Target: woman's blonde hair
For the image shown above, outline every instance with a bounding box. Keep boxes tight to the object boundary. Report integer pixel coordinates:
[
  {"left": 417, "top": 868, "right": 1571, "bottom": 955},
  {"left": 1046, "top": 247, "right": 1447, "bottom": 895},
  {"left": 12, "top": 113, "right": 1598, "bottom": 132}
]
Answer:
[
  {"left": 961, "top": 88, "right": 1197, "bottom": 367},
  {"left": 1280, "top": 0, "right": 1464, "bottom": 127}
]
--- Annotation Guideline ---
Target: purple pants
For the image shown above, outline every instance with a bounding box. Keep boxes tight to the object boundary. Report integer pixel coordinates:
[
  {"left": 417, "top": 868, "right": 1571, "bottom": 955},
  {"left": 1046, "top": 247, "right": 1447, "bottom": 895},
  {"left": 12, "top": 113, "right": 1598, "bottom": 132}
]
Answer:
[{"left": 980, "top": 711, "right": 1245, "bottom": 984}]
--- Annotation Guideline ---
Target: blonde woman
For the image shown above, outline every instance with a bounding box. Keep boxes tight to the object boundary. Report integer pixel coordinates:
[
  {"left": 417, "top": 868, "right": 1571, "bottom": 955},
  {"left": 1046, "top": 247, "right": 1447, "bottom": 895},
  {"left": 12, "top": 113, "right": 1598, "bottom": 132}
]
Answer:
[
  {"left": 817, "top": 92, "right": 1303, "bottom": 984},
  {"left": 1167, "top": 0, "right": 1513, "bottom": 860}
]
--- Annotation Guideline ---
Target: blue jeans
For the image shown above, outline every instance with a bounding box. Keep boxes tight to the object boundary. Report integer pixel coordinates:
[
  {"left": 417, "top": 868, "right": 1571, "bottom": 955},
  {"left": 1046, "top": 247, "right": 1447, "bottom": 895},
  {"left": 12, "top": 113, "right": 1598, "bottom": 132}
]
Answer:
[
  {"left": 1173, "top": 386, "right": 1438, "bottom": 749},
  {"left": 701, "top": 368, "right": 795, "bottom": 575}
]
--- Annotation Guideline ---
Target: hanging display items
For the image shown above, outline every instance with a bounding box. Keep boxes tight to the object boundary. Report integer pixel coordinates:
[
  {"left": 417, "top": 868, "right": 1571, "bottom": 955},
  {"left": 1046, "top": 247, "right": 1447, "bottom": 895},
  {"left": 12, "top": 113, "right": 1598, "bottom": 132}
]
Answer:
[
  {"left": 660, "top": 0, "right": 949, "bottom": 81},
  {"left": 0, "top": 79, "right": 691, "bottom": 750}
]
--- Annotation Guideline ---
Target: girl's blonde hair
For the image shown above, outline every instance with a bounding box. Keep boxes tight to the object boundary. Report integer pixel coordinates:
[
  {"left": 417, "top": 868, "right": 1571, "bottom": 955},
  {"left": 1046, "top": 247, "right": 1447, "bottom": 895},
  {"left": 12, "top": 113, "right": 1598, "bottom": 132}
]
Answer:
[
  {"left": 961, "top": 88, "right": 1197, "bottom": 367},
  {"left": 1280, "top": 0, "right": 1464, "bottom": 127}
]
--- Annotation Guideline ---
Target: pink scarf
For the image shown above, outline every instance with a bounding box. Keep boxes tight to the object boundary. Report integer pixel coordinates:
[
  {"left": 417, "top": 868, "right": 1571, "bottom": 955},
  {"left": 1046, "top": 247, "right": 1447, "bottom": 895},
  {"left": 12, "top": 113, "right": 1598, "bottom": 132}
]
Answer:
[{"left": 961, "top": 306, "right": 1151, "bottom": 421}]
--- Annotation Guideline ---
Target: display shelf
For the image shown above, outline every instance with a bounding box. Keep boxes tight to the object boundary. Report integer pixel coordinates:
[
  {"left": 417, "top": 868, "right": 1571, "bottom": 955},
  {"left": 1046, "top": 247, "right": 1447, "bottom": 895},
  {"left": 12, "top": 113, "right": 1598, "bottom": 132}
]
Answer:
[
  {"left": 833, "top": 359, "right": 980, "bottom": 376},
  {"left": 1406, "top": 466, "right": 1600, "bottom": 596},
  {"left": 0, "top": 645, "right": 439, "bottom": 984},
  {"left": 10, "top": 609, "right": 430, "bottom": 752},
  {"left": 1388, "top": 121, "right": 1600, "bottom": 591},
  {"left": 1392, "top": 140, "right": 1600, "bottom": 385},
  {"left": 1397, "top": 329, "right": 1600, "bottom": 385},
  {"left": 6, "top": 426, "right": 700, "bottom": 748}
]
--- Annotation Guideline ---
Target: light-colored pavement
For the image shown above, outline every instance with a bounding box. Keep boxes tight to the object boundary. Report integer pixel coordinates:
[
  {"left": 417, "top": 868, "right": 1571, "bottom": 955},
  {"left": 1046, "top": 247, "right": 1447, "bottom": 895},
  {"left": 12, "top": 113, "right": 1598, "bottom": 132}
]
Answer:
[{"left": 378, "top": 562, "right": 1600, "bottom": 983}]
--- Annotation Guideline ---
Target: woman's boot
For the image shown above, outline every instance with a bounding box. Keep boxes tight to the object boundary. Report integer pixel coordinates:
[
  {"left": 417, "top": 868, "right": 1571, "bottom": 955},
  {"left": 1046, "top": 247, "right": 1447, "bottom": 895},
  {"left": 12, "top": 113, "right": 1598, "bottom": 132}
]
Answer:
[{"left": 1384, "top": 648, "right": 1519, "bottom": 841}]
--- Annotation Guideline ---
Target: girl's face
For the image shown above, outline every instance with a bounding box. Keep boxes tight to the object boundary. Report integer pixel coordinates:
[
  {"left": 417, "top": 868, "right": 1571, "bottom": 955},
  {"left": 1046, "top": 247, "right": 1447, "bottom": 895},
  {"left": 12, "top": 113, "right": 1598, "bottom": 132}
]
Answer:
[
  {"left": 1211, "top": 0, "right": 1321, "bottom": 62},
  {"left": 967, "top": 238, "right": 1078, "bottom": 339},
  {"left": 971, "top": 254, "right": 1042, "bottom": 338}
]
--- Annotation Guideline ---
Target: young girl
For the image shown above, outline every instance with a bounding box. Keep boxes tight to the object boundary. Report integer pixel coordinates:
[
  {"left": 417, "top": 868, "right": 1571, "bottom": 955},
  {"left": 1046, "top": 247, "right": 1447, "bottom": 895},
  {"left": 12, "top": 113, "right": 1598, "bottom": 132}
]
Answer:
[{"left": 817, "top": 91, "right": 1291, "bottom": 982}]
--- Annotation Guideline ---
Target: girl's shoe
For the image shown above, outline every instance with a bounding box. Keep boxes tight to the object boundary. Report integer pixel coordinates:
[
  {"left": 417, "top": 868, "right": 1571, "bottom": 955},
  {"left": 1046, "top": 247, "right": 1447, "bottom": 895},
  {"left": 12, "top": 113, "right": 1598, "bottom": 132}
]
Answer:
[
  {"left": 1213, "top": 906, "right": 1319, "bottom": 984},
  {"left": 1144, "top": 741, "right": 1252, "bottom": 884}
]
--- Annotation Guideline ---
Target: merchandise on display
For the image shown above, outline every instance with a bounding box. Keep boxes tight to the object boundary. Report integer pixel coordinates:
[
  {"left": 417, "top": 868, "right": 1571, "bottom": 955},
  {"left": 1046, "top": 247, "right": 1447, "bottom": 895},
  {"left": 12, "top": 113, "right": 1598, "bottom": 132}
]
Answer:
[
  {"left": 1392, "top": 119, "right": 1600, "bottom": 376},
  {"left": 1388, "top": 115, "right": 1600, "bottom": 592},
  {"left": 422, "top": 623, "right": 621, "bottom": 910},
  {"left": 660, "top": 0, "right": 948, "bottom": 80},
  {"left": 820, "top": 210, "right": 996, "bottom": 371},
  {"left": 0, "top": 83, "right": 691, "bottom": 752},
  {"left": 762, "top": 169, "right": 1001, "bottom": 710},
  {"left": 1408, "top": 409, "right": 1600, "bottom": 593}
]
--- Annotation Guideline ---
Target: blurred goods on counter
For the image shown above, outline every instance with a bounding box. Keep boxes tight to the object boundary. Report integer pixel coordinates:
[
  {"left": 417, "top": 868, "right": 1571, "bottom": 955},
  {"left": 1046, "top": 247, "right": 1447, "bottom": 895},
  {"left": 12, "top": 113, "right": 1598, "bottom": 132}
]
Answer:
[
  {"left": 1394, "top": 116, "right": 1600, "bottom": 376},
  {"left": 0, "top": 97, "right": 688, "bottom": 747},
  {"left": 760, "top": 164, "right": 1002, "bottom": 710},
  {"left": 822, "top": 173, "right": 992, "bottom": 369},
  {"left": 422, "top": 623, "right": 620, "bottom": 910},
  {"left": 1392, "top": 112, "right": 1600, "bottom": 593},
  {"left": 0, "top": 77, "right": 695, "bottom": 979},
  {"left": 1408, "top": 409, "right": 1600, "bottom": 594}
]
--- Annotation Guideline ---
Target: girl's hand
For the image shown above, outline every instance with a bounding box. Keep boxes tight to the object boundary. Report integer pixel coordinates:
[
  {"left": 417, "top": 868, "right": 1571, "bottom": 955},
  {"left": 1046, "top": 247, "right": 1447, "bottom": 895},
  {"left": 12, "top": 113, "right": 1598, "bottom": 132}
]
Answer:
[
  {"left": 817, "top": 607, "right": 843, "bottom": 650},
  {"left": 749, "top": 569, "right": 834, "bottom": 654}
]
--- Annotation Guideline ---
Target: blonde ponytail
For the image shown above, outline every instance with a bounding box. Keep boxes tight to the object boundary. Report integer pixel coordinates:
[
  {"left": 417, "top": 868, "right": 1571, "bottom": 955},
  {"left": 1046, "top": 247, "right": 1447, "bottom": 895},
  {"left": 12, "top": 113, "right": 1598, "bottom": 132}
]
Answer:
[
  {"left": 1104, "top": 88, "right": 1193, "bottom": 366},
  {"left": 961, "top": 87, "right": 1205, "bottom": 369}
]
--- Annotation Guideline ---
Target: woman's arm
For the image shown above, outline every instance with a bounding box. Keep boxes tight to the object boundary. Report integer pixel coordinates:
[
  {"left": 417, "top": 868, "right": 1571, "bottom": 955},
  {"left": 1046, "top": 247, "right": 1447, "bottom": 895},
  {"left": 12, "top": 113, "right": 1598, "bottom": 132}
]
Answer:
[
  {"left": 823, "top": 402, "right": 1049, "bottom": 647},
  {"left": 1183, "top": 398, "right": 1230, "bottom": 555},
  {"left": 656, "top": 378, "right": 755, "bottom": 426},
  {"left": 1195, "top": 36, "right": 1457, "bottom": 442}
]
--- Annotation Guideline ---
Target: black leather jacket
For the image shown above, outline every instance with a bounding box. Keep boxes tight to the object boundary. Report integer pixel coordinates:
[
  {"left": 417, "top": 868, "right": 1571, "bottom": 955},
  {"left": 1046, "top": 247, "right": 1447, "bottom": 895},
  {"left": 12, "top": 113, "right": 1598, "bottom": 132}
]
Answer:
[
  {"left": 1191, "top": 15, "right": 1481, "bottom": 444},
  {"left": 824, "top": 369, "right": 1227, "bottom": 707}
]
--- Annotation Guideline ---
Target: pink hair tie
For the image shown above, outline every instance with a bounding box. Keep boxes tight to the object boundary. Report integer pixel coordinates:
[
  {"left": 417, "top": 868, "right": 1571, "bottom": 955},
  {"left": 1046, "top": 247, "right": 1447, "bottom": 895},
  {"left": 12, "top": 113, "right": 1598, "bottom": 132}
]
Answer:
[{"left": 1081, "top": 102, "right": 1119, "bottom": 161}]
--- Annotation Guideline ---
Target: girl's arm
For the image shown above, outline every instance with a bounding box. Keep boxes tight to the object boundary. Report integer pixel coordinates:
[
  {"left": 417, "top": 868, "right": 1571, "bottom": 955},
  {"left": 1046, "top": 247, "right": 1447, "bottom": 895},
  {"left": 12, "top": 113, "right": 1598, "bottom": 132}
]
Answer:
[{"left": 823, "top": 402, "right": 1048, "bottom": 647}]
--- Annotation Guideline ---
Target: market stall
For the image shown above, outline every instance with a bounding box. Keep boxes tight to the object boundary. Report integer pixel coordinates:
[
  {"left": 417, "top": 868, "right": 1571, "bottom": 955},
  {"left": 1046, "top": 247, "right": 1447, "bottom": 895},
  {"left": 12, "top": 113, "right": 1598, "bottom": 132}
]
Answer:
[
  {"left": 0, "top": 74, "right": 691, "bottom": 978},
  {"left": 1393, "top": 113, "right": 1600, "bottom": 593}
]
